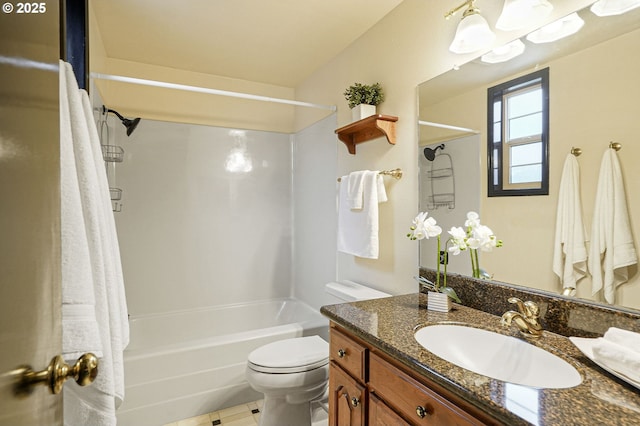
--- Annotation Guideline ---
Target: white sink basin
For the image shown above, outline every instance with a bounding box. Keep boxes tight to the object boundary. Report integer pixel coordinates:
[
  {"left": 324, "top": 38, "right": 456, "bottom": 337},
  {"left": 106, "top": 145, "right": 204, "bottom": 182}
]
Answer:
[{"left": 414, "top": 324, "right": 582, "bottom": 389}]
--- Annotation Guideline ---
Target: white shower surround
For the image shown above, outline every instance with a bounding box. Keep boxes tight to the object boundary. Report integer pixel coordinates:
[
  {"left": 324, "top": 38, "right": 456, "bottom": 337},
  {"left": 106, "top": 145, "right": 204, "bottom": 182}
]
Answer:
[
  {"left": 111, "top": 116, "right": 339, "bottom": 424},
  {"left": 114, "top": 119, "right": 295, "bottom": 315}
]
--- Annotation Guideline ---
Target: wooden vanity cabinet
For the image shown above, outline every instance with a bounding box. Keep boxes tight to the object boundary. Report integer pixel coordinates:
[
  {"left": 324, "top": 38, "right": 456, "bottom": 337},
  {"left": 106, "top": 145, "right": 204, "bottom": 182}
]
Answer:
[
  {"left": 369, "top": 394, "right": 411, "bottom": 426},
  {"left": 369, "top": 352, "right": 484, "bottom": 426},
  {"left": 329, "top": 323, "right": 495, "bottom": 426},
  {"left": 329, "top": 325, "right": 368, "bottom": 426},
  {"left": 329, "top": 362, "right": 366, "bottom": 426}
]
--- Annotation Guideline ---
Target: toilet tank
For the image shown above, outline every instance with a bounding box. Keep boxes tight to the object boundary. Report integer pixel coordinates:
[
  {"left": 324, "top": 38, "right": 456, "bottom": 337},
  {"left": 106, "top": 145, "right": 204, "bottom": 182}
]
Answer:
[{"left": 325, "top": 280, "right": 391, "bottom": 303}]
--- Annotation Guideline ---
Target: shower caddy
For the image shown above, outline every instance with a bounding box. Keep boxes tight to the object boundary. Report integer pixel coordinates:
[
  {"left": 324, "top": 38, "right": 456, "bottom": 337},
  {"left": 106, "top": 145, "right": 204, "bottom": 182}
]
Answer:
[
  {"left": 98, "top": 115, "right": 124, "bottom": 212},
  {"left": 425, "top": 145, "right": 455, "bottom": 210}
]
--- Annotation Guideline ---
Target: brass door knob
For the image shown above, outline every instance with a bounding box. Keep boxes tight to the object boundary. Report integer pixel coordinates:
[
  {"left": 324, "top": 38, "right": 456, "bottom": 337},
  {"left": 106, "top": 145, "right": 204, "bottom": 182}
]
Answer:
[
  {"left": 13, "top": 353, "right": 99, "bottom": 398},
  {"left": 337, "top": 348, "right": 346, "bottom": 358},
  {"left": 351, "top": 396, "right": 359, "bottom": 407}
]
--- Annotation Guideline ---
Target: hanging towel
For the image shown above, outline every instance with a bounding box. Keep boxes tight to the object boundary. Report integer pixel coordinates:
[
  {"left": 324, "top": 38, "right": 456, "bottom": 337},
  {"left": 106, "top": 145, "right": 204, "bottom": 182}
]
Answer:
[
  {"left": 552, "top": 154, "right": 588, "bottom": 290},
  {"left": 588, "top": 148, "right": 638, "bottom": 304},
  {"left": 346, "top": 170, "right": 367, "bottom": 209},
  {"left": 60, "top": 62, "right": 103, "bottom": 361},
  {"left": 337, "top": 170, "right": 387, "bottom": 259},
  {"left": 59, "top": 61, "right": 129, "bottom": 426}
]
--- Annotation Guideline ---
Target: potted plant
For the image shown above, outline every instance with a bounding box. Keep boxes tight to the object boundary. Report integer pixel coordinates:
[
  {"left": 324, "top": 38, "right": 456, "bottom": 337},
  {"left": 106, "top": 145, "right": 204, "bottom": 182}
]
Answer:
[
  {"left": 343, "top": 82, "right": 384, "bottom": 121},
  {"left": 407, "top": 212, "right": 461, "bottom": 312}
]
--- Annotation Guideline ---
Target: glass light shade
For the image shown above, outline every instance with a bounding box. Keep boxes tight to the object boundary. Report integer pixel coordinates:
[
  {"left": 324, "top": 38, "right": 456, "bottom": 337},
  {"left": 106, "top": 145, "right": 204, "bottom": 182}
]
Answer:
[
  {"left": 526, "top": 12, "right": 584, "bottom": 44},
  {"left": 496, "top": 0, "right": 554, "bottom": 31},
  {"left": 449, "top": 12, "right": 496, "bottom": 54},
  {"left": 590, "top": 0, "right": 640, "bottom": 16},
  {"left": 481, "top": 39, "right": 526, "bottom": 64}
]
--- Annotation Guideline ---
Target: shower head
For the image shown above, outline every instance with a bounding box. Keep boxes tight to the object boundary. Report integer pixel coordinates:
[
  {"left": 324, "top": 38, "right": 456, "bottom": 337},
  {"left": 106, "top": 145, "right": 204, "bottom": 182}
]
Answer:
[
  {"left": 103, "top": 106, "right": 141, "bottom": 136},
  {"left": 424, "top": 143, "right": 445, "bottom": 161}
]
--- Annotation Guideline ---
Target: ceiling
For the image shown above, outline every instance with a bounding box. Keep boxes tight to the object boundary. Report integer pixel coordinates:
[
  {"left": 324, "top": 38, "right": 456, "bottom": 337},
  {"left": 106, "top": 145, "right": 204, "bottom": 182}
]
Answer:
[{"left": 90, "top": 0, "right": 404, "bottom": 88}]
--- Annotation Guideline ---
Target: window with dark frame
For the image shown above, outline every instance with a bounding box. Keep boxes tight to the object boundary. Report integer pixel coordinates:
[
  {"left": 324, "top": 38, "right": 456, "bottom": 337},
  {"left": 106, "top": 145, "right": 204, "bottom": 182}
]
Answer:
[{"left": 487, "top": 68, "right": 549, "bottom": 197}]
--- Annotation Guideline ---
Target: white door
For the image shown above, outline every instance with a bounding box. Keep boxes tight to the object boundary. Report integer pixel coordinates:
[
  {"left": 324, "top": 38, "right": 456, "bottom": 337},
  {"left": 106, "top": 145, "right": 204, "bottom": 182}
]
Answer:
[{"left": 0, "top": 1, "right": 63, "bottom": 424}]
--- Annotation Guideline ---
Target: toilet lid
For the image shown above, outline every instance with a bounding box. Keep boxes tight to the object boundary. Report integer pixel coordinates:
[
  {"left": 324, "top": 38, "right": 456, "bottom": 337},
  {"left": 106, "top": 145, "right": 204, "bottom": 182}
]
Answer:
[{"left": 248, "top": 336, "right": 329, "bottom": 374}]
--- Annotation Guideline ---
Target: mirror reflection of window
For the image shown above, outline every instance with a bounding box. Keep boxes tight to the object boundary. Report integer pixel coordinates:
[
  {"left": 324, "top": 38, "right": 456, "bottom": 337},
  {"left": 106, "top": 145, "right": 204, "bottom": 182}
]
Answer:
[{"left": 488, "top": 68, "right": 549, "bottom": 196}]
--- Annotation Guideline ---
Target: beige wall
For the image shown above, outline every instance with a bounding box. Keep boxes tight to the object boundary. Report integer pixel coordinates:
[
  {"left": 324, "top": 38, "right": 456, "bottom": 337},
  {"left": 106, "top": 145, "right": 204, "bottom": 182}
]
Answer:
[
  {"left": 89, "top": 6, "right": 301, "bottom": 134},
  {"left": 294, "top": 0, "right": 594, "bottom": 296},
  {"left": 423, "top": 28, "right": 640, "bottom": 308}
]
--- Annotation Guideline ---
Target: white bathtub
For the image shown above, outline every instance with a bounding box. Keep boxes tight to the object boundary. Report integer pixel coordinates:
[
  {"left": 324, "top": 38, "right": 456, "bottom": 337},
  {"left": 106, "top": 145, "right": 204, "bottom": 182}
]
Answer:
[{"left": 116, "top": 298, "right": 328, "bottom": 426}]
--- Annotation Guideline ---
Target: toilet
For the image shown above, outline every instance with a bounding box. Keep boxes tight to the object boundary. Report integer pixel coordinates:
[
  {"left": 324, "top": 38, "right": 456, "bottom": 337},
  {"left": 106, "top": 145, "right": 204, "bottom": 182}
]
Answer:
[{"left": 245, "top": 280, "right": 390, "bottom": 426}]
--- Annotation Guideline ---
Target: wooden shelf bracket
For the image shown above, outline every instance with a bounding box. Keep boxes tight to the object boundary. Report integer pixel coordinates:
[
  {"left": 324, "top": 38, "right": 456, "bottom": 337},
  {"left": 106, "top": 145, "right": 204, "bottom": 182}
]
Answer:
[{"left": 335, "top": 114, "right": 398, "bottom": 155}]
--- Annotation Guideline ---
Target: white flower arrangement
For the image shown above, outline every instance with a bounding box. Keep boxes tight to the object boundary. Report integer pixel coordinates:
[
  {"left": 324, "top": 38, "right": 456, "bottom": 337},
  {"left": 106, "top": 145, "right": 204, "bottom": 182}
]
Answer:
[
  {"left": 447, "top": 211, "right": 502, "bottom": 278},
  {"left": 408, "top": 212, "right": 460, "bottom": 303},
  {"left": 409, "top": 210, "right": 503, "bottom": 302}
]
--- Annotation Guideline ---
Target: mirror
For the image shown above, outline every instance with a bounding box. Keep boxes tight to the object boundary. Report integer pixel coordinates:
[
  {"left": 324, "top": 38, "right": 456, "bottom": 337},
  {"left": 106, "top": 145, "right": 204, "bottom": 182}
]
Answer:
[
  {"left": 418, "top": 136, "right": 481, "bottom": 277},
  {"left": 418, "top": 4, "right": 640, "bottom": 309}
]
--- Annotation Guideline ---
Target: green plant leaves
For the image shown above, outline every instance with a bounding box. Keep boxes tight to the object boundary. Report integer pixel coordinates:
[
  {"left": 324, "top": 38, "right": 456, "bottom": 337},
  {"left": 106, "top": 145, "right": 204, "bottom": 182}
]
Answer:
[
  {"left": 440, "top": 286, "right": 462, "bottom": 303},
  {"left": 343, "top": 82, "right": 384, "bottom": 109}
]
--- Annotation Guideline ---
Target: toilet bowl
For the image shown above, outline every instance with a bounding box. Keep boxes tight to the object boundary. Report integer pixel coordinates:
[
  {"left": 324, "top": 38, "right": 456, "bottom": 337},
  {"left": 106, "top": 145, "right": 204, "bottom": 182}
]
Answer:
[
  {"left": 245, "top": 281, "right": 390, "bottom": 426},
  {"left": 246, "top": 336, "right": 329, "bottom": 426}
]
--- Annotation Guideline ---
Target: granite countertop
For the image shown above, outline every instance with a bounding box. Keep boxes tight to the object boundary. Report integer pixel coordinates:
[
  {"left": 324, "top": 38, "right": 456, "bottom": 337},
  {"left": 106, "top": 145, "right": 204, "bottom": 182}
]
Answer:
[{"left": 321, "top": 293, "right": 640, "bottom": 426}]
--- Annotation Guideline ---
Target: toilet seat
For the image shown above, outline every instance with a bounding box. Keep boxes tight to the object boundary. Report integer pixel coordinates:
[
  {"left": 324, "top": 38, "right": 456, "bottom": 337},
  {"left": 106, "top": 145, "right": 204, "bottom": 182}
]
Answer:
[{"left": 248, "top": 336, "right": 329, "bottom": 374}]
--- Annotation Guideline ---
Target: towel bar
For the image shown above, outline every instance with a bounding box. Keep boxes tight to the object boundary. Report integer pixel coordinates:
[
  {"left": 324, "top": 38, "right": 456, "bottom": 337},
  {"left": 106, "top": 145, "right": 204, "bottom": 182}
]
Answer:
[{"left": 337, "top": 168, "right": 403, "bottom": 182}]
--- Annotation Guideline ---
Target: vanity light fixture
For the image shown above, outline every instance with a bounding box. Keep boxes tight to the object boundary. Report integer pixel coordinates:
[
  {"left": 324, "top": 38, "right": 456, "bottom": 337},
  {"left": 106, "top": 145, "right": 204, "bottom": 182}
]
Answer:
[
  {"left": 446, "top": 0, "right": 496, "bottom": 54},
  {"left": 590, "top": 0, "right": 640, "bottom": 16},
  {"left": 481, "top": 39, "right": 526, "bottom": 63},
  {"left": 526, "top": 12, "right": 584, "bottom": 44},
  {"left": 496, "top": 0, "right": 553, "bottom": 31}
]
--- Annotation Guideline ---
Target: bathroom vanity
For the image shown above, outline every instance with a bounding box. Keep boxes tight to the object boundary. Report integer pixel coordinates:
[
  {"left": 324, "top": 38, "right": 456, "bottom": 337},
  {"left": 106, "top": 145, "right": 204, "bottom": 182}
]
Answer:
[
  {"left": 328, "top": 323, "right": 493, "bottom": 425},
  {"left": 321, "top": 292, "right": 640, "bottom": 425}
]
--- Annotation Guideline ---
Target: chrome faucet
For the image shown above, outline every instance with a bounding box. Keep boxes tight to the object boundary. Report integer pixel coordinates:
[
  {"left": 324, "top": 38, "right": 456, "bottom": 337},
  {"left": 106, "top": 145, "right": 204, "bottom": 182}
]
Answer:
[{"left": 501, "top": 297, "right": 543, "bottom": 338}]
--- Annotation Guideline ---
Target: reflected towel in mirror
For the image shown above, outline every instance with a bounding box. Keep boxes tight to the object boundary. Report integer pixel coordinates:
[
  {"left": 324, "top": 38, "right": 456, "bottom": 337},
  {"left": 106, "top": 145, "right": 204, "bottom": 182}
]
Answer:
[{"left": 553, "top": 153, "right": 588, "bottom": 290}]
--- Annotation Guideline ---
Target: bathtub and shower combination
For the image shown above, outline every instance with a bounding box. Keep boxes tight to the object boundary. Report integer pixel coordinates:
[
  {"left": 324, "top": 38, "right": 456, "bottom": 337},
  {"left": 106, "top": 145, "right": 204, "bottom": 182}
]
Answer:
[
  {"left": 116, "top": 298, "right": 328, "bottom": 426},
  {"left": 106, "top": 114, "right": 341, "bottom": 425}
]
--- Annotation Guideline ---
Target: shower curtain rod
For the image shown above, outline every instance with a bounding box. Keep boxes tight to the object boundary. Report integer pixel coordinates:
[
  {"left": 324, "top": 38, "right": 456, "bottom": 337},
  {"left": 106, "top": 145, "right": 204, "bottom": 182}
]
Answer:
[
  {"left": 418, "top": 120, "right": 479, "bottom": 134},
  {"left": 90, "top": 72, "right": 337, "bottom": 112}
]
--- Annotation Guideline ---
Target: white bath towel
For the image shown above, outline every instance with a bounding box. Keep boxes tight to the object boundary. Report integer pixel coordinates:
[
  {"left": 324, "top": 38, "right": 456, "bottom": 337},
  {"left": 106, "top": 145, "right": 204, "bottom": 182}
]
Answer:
[
  {"left": 552, "top": 154, "right": 588, "bottom": 290},
  {"left": 346, "top": 170, "right": 367, "bottom": 209},
  {"left": 60, "top": 61, "right": 129, "bottom": 426},
  {"left": 592, "top": 338, "right": 640, "bottom": 384},
  {"left": 603, "top": 327, "right": 640, "bottom": 354},
  {"left": 80, "top": 87, "right": 129, "bottom": 405},
  {"left": 60, "top": 61, "right": 103, "bottom": 361},
  {"left": 588, "top": 148, "right": 638, "bottom": 304},
  {"left": 337, "top": 171, "right": 387, "bottom": 259}
]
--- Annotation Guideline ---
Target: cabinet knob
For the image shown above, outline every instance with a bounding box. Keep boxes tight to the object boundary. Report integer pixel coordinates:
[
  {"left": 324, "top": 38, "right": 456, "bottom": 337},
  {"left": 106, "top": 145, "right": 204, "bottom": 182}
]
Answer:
[
  {"left": 351, "top": 396, "right": 360, "bottom": 407},
  {"left": 416, "top": 405, "right": 429, "bottom": 418},
  {"left": 337, "top": 348, "right": 346, "bottom": 358}
]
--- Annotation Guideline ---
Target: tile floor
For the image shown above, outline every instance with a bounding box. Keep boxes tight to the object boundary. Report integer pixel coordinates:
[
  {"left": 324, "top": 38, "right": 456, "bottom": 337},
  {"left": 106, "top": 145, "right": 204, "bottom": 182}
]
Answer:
[
  {"left": 164, "top": 399, "right": 328, "bottom": 426},
  {"left": 163, "top": 400, "right": 263, "bottom": 426}
]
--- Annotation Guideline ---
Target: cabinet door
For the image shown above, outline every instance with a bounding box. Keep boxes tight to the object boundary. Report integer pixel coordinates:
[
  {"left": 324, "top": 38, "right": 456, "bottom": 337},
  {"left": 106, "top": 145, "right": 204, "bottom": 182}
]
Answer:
[
  {"left": 369, "top": 394, "right": 411, "bottom": 426},
  {"left": 329, "top": 362, "right": 366, "bottom": 426}
]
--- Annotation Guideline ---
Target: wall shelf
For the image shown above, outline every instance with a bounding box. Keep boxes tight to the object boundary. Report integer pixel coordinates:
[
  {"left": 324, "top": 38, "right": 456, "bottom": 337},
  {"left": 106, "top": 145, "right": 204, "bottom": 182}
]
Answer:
[{"left": 335, "top": 114, "right": 398, "bottom": 155}]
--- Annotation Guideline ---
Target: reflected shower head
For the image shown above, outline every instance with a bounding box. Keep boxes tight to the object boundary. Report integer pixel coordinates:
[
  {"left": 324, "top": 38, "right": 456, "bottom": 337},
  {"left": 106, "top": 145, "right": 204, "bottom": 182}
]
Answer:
[
  {"left": 424, "top": 143, "right": 445, "bottom": 161},
  {"left": 103, "top": 106, "right": 141, "bottom": 136}
]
